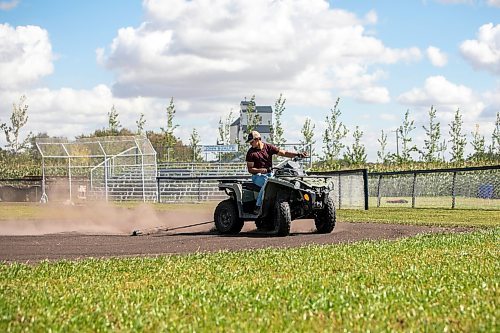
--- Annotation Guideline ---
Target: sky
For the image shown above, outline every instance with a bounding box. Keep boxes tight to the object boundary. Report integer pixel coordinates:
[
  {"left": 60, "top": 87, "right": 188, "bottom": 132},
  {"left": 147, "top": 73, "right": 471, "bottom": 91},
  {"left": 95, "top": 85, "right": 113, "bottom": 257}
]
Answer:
[{"left": 0, "top": 0, "right": 499, "bottom": 161}]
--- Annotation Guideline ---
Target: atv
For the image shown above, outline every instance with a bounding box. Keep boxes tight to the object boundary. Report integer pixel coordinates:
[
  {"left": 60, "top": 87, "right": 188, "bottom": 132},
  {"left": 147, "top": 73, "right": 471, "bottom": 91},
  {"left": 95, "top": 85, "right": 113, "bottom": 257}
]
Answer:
[{"left": 214, "top": 157, "right": 336, "bottom": 236}]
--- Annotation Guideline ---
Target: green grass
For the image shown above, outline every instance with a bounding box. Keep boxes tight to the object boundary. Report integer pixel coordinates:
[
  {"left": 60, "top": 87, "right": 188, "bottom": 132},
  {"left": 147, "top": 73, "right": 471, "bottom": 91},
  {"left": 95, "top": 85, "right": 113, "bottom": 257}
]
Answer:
[
  {"left": 340, "top": 207, "right": 500, "bottom": 228},
  {"left": 1, "top": 229, "right": 498, "bottom": 332},
  {"left": 1, "top": 202, "right": 499, "bottom": 229},
  {"left": 369, "top": 196, "right": 500, "bottom": 210}
]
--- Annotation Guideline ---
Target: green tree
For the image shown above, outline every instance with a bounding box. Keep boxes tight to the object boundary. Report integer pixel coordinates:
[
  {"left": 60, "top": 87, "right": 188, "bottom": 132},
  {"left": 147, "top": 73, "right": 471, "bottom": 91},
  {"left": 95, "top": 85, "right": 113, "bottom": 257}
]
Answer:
[
  {"left": 377, "top": 130, "right": 389, "bottom": 163},
  {"left": 160, "top": 97, "right": 179, "bottom": 161},
  {"left": 420, "top": 106, "right": 446, "bottom": 162},
  {"left": 189, "top": 128, "right": 202, "bottom": 162},
  {"left": 269, "top": 93, "right": 286, "bottom": 146},
  {"left": 245, "top": 95, "right": 261, "bottom": 134},
  {"left": 107, "top": 105, "right": 121, "bottom": 135},
  {"left": 136, "top": 113, "right": 146, "bottom": 135},
  {"left": 469, "top": 124, "right": 486, "bottom": 162},
  {"left": 490, "top": 111, "right": 500, "bottom": 157},
  {"left": 343, "top": 126, "right": 366, "bottom": 165},
  {"left": 322, "top": 98, "right": 348, "bottom": 163},
  {"left": 398, "top": 110, "right": 417, "bottom": 163},
  {"left": 217, "top": 111, "right": 234, "bottom": 145},
  {"left": 449, "top": 108, "right": 467, "bottom": 163},
  {"left": 300, "top": 117, "right": 315, "bottom": 157},
  {"left": 0, "top": 95, "right": 33, "bottom": 153}
]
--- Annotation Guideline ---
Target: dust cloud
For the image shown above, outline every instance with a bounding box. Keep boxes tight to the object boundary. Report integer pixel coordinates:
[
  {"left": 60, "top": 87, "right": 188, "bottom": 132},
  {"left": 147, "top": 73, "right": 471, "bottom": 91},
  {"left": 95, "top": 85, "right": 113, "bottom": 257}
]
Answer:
[{"left": 0, "top": 202, "right": 216, "bottom": 236}]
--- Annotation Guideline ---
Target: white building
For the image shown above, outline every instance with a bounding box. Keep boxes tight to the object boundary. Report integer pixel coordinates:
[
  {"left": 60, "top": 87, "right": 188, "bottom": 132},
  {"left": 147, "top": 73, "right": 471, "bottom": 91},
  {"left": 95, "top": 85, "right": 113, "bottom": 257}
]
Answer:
[{"left": 230, "top": 100, "right": 273, "bottom": 144}]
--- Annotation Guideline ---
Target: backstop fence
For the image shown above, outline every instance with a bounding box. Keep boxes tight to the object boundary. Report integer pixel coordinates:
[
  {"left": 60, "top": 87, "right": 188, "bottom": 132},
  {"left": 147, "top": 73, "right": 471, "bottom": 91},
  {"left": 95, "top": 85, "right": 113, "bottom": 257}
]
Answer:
[
  {"left": 35, "top": 135, "right": 157, "bottom": 203},
  {"left": 368, "top": 165, "right": 500, "bottom": 209}
]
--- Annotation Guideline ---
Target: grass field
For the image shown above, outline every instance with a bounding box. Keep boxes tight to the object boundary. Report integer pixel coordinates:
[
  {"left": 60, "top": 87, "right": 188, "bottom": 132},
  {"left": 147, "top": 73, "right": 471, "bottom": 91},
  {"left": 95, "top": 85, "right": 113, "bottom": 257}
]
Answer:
[
  {"left": 368, "top": 196, "right": 500, "bottom": 210},
  {"left": 1, "top": 202, "right": 498, "bottom": 331},
  {"left": 1, "top": 229, "right": 498, "bottom": 332},
  {"left": 1, "top": 201, "right": 499, "bottom": 228}
]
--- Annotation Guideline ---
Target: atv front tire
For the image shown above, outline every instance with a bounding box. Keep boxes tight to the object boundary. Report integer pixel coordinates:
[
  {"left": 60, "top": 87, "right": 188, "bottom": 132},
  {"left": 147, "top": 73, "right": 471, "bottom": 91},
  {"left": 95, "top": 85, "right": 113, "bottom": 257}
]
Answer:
[
  {"left": 314, "top": 195, "right": 336, "bottom": 233},
  {"left": 255, "top": 216, "right": 273, "bottom": 231},
  {"left": 274, "top": 201, "right": 291, "bottom": 236},
  {"left": 214, "top": 199, "right": 244, "bottom": 234}
]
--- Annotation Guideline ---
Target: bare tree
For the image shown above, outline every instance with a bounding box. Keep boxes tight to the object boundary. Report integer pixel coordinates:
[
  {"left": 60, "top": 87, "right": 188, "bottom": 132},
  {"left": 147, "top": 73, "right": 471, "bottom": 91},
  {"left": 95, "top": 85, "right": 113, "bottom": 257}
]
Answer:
[
  {"left": 218, "top": 111, "right": 234, "bottom": 145},
  {"left": 189, "top": 128, "right": 202, "bottom": 161},
  {"left": 107, "top": 105, "right": 121, "bottom": 135},
  {"left": 490, "top": 111, "right": 500, "bottom": 157},
  {"left": 343, "top": 126, "right": 366, "bottom": 165},
  {"left": 245, "top": 95, "right": 261, "bottom": 134},
  {"left": 160, "top": 97, "right": 179, "bottom": 161},
  {"left": 469, "top": 124, "right": 486, "bottom": 162},
  {"left": 269, "top": 93, "right": 286, "bottom": 146},
  {"left": 300, "top": 117, "right": 315, "bottom": 157},
  {"left": 136, "top": 113, "right": 146, "bottom": 135},
  {"left": 449, "top": 108, "right": 467, "bottom": 163},
  {"left": 377, "top": 130, "right": 389, "bottom": 163},
  {"left": 420, "top": 106, "right": 446, "bottom": 162},
  {"left": 398, "top": 110, "right": 417, "bottom": 163},
  {"left": 322, "top": 98, "right": 348, "bottom": 163},
  {"left": 0, "top": 95, "right": 33, "bottom": 153}
]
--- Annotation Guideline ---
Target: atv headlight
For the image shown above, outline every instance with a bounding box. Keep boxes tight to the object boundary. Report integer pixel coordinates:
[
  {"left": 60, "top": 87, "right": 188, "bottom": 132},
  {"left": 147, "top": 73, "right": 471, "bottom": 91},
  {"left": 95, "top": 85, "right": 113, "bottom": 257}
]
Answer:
[{"left": 303, "top": 193, "right": 310, "bottom": 201}]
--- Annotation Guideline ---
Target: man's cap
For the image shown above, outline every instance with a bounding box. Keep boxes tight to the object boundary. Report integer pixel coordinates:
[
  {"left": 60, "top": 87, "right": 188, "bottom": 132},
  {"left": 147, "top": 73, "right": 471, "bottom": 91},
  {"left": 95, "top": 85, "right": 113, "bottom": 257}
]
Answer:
[{"left": 246, "top": 130, "right": 261, "bottom": 143}]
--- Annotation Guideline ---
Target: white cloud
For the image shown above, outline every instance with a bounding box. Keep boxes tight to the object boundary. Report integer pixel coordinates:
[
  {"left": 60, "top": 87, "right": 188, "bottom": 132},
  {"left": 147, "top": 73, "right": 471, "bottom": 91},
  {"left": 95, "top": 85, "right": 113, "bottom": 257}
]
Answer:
[
  {"left": 482, "top": 85, "right": 500, "bottom": 118},
  {"left": 399, "top": 76, "right": 473, "bottom": 105},
  {"left": 426, "top": 46, "right": 448, "bottom": 67},
  {"left": 0, "top": 86, "right": 160, "bottom": 138},
  {"left": 379, "top": 113, "right": 397, "bottom": 121},
  {"left": 0, "top": 85, "right": 239, "bottom": 147},
  {"left": 487, "top": 0, "right": 500, "bottom": 7},
  {"left": 0, "top": 0, "right": 19, "bottom": 11},
  {"left": 99, "top": 0, "right": 421, "bottom": 107},
  {"left": 397, "top": 75, "right": 486, "bottom": 127},
  {"left": 435, "top": 0, "right": 500, "bottom": 6},
  {"left": 434, "top": 0, "right": 474, "bottom": 4},
  {"left": 460, "top": 23, "right": 500, "bottom": 75},
  {"left": 0, "top": 24, "right": 54, "bottom": 89}
]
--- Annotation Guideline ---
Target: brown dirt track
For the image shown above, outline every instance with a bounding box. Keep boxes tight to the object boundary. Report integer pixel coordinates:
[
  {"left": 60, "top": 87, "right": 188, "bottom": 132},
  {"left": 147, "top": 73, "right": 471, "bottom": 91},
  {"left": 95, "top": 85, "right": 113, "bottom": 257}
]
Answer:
[{"left": 0, "top": 220, "right": 464, "bottom": 263}]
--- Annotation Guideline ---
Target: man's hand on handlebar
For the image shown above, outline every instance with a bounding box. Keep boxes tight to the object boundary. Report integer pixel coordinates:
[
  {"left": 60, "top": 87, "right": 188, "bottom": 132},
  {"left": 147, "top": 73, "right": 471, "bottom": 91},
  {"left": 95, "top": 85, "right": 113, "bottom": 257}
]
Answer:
[{"left": 295, "top": 152, "right": 308, "bottom": 159}]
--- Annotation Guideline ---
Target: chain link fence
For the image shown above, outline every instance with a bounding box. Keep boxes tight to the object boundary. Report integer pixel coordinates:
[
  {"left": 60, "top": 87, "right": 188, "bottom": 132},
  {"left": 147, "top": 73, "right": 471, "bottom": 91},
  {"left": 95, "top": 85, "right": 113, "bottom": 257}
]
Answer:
[{"left": 369, "top": 165, "right": 500, "bottom": 209}]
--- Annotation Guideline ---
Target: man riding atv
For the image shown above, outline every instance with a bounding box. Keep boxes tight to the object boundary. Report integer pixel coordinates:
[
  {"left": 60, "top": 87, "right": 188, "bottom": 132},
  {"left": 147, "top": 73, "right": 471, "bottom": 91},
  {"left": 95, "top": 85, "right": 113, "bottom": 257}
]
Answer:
[
  {"left": 245, "top": 130, "right": 307, "bottom": 215},
  {"left": 214, "top": 134, "right": 336, "bottom": 236}
]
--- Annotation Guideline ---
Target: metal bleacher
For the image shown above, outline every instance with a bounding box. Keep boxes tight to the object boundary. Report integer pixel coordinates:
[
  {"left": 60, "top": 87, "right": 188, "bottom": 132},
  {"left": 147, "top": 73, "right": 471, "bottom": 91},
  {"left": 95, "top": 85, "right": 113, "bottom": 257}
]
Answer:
[{"left": 156, "top": 162, "right": 249, "bottom": 202}]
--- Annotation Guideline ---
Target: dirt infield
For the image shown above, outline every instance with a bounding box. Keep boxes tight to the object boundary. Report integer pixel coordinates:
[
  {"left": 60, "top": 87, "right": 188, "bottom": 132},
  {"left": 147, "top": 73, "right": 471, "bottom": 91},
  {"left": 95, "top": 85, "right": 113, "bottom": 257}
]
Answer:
[{"left": 0, "top": 221, "right": 467, "bottom": 263}]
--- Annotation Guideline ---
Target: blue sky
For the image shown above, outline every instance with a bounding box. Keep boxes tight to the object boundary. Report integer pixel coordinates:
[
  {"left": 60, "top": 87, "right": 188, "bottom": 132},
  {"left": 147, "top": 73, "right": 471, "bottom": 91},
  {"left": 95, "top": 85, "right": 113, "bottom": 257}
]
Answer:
[{"left": 0, "top": 0, "right": 499, "bottom": 161}]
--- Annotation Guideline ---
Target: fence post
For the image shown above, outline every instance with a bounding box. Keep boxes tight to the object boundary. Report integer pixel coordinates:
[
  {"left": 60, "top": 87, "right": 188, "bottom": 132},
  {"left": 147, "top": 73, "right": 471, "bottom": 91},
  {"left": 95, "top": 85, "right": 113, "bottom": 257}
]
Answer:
[
  {"left": 338, "top": 175, "right": 342, "bottom": 209},
  {"left": 451, "top": 171, "right": 457, "bottom": 209},
  {"left": 198, "top": 178, "right": 202, "bottom": 201},
  {"left": 376, "top": 174, "right": 382, "bottom": 208},
  {"left": 156, "top": 178, "right": 161, "bottom": 203},
  {"left": 363, "top": 169, "right": 369, "bottom": 210},
  {"left": 411, "top": 172, "right": 417, "bottom": 208}
]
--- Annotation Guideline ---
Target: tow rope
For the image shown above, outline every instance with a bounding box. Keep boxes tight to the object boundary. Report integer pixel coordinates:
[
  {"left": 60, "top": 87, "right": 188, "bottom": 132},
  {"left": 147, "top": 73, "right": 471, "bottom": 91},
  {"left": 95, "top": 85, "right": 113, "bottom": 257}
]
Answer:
[{"left": 131, "top": 220, "right": 215, "bottom": 236}]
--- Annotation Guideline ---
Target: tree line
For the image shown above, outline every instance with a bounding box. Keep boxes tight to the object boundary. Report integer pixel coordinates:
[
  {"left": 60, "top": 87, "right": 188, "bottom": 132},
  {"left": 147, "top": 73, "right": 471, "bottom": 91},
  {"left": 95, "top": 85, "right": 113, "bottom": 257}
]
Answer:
[{"left": 0, "top": 94, "right": 499, "bottom": 177}]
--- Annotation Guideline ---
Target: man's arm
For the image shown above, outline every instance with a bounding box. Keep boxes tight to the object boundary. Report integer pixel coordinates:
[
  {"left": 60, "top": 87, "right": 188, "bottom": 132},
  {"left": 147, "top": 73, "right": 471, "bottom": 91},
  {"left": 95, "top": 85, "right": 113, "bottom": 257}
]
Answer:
[
  {"left": 247, "top": 161, "right": 268, "bottom": 174},
  {"left": 277, "top": 150, "right": 307, "bottom": 158}
]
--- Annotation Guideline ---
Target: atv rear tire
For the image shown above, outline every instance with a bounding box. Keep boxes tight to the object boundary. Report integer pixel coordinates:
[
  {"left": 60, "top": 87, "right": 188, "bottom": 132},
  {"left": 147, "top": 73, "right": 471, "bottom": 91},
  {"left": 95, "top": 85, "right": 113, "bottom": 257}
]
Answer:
[
  {"left": 214, "top": 199, "right": 244, "bottom": 234},
  {"left": 314, "top": 195, "right": 336, "bottom": 233},
  {"left": 273, "top": 201, "right": 291, "bottom": 236}
]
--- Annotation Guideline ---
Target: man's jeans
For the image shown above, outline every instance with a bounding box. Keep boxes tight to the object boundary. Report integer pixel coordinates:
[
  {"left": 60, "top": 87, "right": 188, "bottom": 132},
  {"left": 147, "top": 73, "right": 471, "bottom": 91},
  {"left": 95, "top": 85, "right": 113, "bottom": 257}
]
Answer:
[{"left": 252, "top": 172, "right": 272, "bottom": 207}]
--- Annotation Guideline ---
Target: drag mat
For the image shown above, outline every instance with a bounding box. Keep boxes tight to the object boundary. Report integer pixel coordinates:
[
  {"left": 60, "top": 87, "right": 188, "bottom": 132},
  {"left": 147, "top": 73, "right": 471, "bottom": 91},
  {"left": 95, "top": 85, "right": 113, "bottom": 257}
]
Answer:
[{"left": 0, "top": 221, "right": 469, "bottom": 263}]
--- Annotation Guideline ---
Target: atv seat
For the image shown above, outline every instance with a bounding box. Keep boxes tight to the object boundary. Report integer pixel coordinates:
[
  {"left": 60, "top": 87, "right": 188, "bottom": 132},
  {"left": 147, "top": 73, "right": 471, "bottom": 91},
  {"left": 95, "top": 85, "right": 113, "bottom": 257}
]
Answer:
[{"left": 242, "top": 182, "right": 261, "bottom": 192}]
